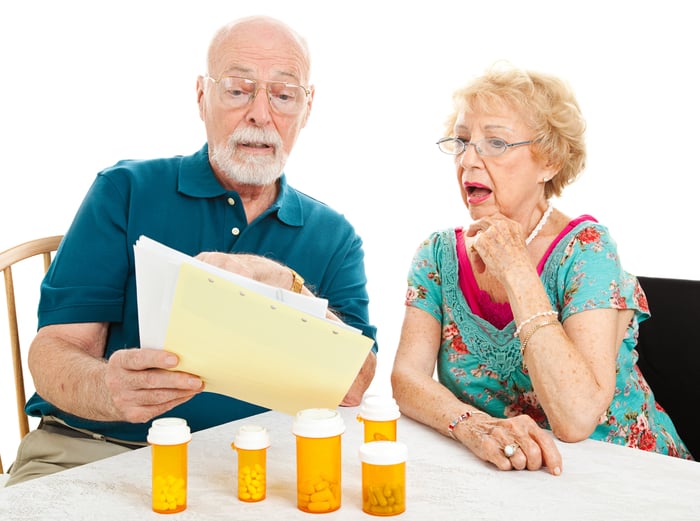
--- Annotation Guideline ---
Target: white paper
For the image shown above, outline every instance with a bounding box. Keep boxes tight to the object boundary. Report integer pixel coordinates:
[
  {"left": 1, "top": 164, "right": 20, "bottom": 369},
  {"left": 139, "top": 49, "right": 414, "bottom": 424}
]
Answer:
[{"left": 134, "top": 235, "right": 335, "bottom": 349}]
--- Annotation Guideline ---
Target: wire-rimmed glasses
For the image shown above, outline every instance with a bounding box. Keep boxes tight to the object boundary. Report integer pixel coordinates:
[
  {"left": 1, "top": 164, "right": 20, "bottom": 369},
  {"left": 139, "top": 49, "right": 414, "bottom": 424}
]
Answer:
[
  {"left": 436, "top": 137, "right": 536, "bottom": 157},
  {"left": 205, "top": 75, "right": 311, "bottom": 115}
]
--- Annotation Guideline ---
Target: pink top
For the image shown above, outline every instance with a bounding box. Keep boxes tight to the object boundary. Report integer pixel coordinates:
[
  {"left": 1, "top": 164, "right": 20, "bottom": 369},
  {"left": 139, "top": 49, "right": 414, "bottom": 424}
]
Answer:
[{"left": 455, "top": 215, "right": 597, "bottom": 329}]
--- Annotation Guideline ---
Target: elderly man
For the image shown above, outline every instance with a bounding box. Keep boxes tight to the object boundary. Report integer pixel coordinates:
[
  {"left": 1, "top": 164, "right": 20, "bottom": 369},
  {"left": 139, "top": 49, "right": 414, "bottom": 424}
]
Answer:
[{"left": 6, "top": 16, "right": 376, "bottom": 486}]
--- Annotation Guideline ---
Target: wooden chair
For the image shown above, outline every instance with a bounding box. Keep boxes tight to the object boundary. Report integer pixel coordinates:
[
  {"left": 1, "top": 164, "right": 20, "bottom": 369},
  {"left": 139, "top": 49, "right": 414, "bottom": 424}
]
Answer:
[
  {"left": 0, "top": 235, "right": 62, "bottom": 474},
  {"left": 636, "top": 275, "right": 700, "bottom": 459}
]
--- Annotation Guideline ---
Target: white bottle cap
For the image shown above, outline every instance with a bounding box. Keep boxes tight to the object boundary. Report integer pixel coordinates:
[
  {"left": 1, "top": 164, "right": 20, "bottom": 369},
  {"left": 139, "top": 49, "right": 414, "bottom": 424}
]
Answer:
[
  {"left": 358, "top": 394, "right": 401, "bottom": 421},
  {"left": 147, "top": 417, "right": 192, "bottom": 445},
  {"left": 233, "top": 424, "right": 271, "bottom": 450},
  {"left": 292, "top": 408, "right": 346, "bottom": 438},
  {"left": 359, "top": 441, "right": 408, "bottom": 465}
]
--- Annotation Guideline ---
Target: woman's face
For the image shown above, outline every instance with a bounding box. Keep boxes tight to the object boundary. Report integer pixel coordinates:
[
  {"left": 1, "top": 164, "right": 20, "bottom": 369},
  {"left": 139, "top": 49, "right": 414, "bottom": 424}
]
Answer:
[{"left": 453, "top": 106, "right": 555, "bottom": 222}]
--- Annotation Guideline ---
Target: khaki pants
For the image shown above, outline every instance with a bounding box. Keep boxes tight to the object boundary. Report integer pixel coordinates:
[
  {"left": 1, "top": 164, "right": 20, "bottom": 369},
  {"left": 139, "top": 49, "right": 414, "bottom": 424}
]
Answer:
[{"left": 5, "top": 420, "right": 136, "bottom": 487}]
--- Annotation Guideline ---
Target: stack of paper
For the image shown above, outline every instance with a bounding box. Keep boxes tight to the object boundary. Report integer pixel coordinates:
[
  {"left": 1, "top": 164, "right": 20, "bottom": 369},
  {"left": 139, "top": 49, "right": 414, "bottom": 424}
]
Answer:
[{"left": 134, "top": 236, "right": 374, "bottom": 415}]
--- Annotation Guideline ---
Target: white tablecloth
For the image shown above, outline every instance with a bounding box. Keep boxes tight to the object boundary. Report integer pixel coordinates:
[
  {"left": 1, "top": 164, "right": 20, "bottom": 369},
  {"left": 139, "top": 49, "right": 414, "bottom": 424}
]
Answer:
[{"left": 1, "top": 406, "right": 698, "bottom": 520}]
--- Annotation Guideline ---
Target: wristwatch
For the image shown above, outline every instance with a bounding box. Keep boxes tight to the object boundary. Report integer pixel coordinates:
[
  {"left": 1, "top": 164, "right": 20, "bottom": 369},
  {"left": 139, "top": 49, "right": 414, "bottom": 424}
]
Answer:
[{"left": 290, "top": 269, "right": 305, "bottom": 293}]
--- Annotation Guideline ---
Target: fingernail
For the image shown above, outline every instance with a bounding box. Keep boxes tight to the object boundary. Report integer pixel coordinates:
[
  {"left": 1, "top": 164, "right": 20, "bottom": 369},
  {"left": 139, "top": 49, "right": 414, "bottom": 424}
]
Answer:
[
  {"left": 552, "top": 466, "right": 561, "bottom": 476},
  {"left": 165, "top": 355, "right": 178, "bottom": 366},
  {"left": 189, "top": 377, "right": 202, "bottom": 388}
]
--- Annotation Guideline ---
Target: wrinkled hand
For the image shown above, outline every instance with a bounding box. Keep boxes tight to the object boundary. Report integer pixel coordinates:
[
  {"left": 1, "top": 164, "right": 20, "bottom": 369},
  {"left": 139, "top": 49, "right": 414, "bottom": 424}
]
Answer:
[
  {"left": 459, "top": 413, "right": 562, "bottom": 475},
  {"left": 195, "top": 252, "right": 290, "bottom": 289},
  {"left": 104, "top": 348, "right": 204, "bottom": 424},
  {"left": 465, "top": 214, "right": 531, "bottom": 279}
]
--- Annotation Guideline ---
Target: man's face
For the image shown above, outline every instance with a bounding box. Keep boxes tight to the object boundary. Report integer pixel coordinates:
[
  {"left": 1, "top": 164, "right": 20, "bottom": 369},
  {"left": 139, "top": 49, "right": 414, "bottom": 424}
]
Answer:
[{"left": 197, "top": 20, "right": 314, "bottom": 186}]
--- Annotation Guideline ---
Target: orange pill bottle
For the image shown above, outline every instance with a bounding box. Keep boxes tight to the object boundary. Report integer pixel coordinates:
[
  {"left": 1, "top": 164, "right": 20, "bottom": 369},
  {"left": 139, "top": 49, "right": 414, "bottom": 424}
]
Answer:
[
  {"left": 359, "top": 441, "right": 408, "bottom": 516},
  {"left": 147, "top": 417, "right": 191, "bottom": 514},
  {"left": 357, "top": 394, "right": 401, "bottom": 443},
  {"left": 292, "top": 408, "right": 345, "bottom": 514},
  {"left": 232, "top": 424, "right": 271, "bottom": 502}
]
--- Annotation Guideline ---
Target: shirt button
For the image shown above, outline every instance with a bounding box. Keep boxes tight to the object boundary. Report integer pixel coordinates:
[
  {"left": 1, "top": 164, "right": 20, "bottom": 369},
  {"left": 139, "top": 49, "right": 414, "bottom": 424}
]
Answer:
[
  {"left": 227, "top": 197, "right": 235, "bottom": 206},
  {"left": 231, "top": 227, "right": 240, "bottom": 236}
]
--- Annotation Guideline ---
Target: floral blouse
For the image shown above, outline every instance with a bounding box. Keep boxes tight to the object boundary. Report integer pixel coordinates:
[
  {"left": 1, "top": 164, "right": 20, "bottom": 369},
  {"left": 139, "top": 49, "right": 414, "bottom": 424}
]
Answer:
[{"left": 405, "top": 219, "right": 692, "bottom": 459}]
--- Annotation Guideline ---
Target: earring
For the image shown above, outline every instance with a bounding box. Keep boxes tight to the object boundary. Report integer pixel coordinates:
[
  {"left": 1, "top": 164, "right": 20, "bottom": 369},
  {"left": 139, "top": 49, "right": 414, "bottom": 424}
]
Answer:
[{"left": 543, "top": 177, "right": 551, "bottom": 182}]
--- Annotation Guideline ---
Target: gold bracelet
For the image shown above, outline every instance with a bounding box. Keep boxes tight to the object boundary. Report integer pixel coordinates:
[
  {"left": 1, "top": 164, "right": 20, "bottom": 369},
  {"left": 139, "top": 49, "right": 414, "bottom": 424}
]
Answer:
[
  {"left": 519, "top": 319, "right": 560, "bottom": 368},
  {"left": 289, "top": 269, "right": 305, "bottom": 293}
]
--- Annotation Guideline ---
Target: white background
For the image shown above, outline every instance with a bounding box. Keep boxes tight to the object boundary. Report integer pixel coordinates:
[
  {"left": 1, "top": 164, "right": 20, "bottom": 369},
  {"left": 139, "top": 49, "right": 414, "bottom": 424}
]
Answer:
[{"left": 1, "top": 1, "right": 698, "bottom": 469}]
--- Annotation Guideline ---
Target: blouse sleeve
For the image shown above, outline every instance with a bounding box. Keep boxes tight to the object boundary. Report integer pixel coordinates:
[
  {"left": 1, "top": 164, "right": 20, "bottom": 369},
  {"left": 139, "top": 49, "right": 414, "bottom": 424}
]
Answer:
[
  {"left": 404, "top": 232, "right": 446, "bottom": 323},
  {"left": 553, "top": 223, "right": 650, "bottom": 322}
]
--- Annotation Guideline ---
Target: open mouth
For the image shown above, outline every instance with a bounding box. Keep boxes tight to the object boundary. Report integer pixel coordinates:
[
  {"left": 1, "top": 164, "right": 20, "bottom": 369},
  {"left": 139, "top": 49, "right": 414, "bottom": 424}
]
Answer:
[{"left": 466, "top": 184, "right": 492, "bottom": 198}]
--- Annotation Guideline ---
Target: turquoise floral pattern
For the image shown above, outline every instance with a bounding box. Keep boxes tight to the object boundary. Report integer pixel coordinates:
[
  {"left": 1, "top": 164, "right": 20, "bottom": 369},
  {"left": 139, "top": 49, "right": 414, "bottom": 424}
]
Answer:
[{"left": 405, "top": 222, "right": 693, "bottom": 459}]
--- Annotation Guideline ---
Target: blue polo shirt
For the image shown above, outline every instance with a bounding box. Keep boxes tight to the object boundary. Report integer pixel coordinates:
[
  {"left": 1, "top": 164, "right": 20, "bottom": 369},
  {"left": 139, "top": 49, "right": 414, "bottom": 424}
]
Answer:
[{"left": 26, "top": 144, "right": 377, "bottom": 441}]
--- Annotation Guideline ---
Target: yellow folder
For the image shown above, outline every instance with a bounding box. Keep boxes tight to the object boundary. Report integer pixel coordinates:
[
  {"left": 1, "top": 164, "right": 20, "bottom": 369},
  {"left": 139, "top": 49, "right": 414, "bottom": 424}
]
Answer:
[{"left": 164, "top": 262, "right": 374, "bottom": 415}]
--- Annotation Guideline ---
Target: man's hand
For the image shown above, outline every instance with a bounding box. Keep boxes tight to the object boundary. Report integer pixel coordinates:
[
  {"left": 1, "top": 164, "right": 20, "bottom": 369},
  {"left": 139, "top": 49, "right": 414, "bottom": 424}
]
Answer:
[{"left": 105, "top": 348, "right": 204, "bottom": 423}]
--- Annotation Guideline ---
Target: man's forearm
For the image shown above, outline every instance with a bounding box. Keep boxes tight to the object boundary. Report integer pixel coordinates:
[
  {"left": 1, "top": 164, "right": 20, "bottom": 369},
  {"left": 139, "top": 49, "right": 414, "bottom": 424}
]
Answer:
[
  {"left": 341, "top": 351, "right": 377, "bottom": 406},
  {"left": 28, "top": 330, "right": 115, "bottom": 421}
]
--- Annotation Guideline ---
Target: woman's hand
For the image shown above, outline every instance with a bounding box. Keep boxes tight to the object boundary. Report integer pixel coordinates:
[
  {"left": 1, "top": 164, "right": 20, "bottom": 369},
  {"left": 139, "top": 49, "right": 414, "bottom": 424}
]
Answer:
[
  {"left": 464, "top": 213, "right": 532, "bottom": 278},
  {"left": 452, "top": 412, "right": 562, "bottom": 475}
]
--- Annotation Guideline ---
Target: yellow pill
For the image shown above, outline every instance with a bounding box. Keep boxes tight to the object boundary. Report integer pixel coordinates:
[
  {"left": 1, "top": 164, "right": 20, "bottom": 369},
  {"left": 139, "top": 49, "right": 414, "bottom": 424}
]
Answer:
[
  {"left": 368, "top": 487, "right": 379, "bottom": 506},
  {"left": 307, "top": 501, "right": 331, "bottom": 512},
  {"left": 310, "top": 488, "right": 333, "bottom": 503}
]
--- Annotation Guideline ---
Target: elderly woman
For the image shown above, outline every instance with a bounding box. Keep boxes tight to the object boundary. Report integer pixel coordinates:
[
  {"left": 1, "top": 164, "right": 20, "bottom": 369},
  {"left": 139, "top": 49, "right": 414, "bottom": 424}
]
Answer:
[{"left": 391, "top": 65, "right": 692, "bottom": 475}]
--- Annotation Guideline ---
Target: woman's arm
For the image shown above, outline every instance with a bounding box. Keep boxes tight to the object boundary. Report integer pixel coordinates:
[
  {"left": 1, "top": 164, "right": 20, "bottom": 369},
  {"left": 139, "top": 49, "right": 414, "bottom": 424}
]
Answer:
[
  {"left": 473, "top": 216, "right": 631, "bottom": 442},
  {"left": 391, "top": 306, "right": 562, "bottom": 474}
]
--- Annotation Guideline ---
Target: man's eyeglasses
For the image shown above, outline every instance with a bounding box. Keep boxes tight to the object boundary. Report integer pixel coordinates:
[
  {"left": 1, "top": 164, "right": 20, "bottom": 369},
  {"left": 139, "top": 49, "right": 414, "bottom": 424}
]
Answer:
[
  {"left": 205, "top": 75, "right": 311, "bottom": 115},
  {"left": 436, "top": 137, "right": 536, "bottom": 157}
]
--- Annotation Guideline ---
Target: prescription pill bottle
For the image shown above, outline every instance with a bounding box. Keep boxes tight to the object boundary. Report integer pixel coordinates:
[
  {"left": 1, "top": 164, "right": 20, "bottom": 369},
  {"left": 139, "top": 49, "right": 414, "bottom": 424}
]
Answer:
[
  {"left": 359, "top": 441, "right": 408, "bottom": 516},
  {"left": 292, "top": 408, "right": 345, "bottom": 514},
  {"left": 357, "top": 395, "right": 401, "bottom": 442},
  {"left": 232, "top": 424, "right": 271, "bottom": 502},
  {"left": 147, "top": 417, "right": 191, "bottom": 514}
]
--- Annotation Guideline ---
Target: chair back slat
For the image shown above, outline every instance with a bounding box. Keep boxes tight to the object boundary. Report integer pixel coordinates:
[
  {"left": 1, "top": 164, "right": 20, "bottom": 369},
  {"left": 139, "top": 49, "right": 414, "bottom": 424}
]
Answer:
[{"left": 0, "top": 235, "right": 63, "bottom": 474}]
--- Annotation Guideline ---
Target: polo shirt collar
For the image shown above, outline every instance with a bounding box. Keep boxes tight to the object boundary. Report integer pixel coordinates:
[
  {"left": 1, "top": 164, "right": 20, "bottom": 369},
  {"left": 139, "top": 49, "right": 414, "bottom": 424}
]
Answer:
[{"left": 178, "top": 144, "right": 303, "bottom": 227}]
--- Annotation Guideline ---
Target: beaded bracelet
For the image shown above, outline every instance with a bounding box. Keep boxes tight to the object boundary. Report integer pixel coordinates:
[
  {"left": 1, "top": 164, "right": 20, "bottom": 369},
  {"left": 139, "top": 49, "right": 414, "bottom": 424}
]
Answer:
[
  {"left": 447, "top": 410, "right": 486, "bottom": 439},
  {"left": 519, "top": 319, "right": 560, "bottom": 368},
  {"left": 514, "top": 310, "right": 557, "bottom": 338}
]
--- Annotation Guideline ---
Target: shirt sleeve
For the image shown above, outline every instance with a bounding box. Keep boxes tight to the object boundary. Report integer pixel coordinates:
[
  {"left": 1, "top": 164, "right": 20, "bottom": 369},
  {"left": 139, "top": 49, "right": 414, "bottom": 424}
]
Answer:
[
  {"left": 404, "top": 232, "right": 445, "bottom": 323},
  {"left": 38, "top": 172, "right": 131, "bottom": 326},
  {"left": 553, "top": 223, "right": 650, "bottom": 322}
]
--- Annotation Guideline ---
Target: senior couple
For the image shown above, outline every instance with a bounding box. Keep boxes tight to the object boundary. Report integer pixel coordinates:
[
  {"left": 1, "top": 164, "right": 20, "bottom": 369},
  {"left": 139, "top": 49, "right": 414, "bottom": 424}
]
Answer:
[{"left": 5, "top": 15, "right": 691, "bottom": 487}]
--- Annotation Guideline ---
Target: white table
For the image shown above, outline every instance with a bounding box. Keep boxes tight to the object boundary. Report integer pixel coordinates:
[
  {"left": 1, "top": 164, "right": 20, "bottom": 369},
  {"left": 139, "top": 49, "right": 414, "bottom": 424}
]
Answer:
[{"left": 1, "top": 406, "right": 698, "bottom": 520}]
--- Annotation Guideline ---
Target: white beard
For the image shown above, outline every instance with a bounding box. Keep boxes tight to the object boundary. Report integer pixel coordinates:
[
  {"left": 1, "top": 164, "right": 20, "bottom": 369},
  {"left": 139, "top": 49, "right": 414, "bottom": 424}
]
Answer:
[{"left": 210, "top": 126, "right": 288, "bottom": 186}]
